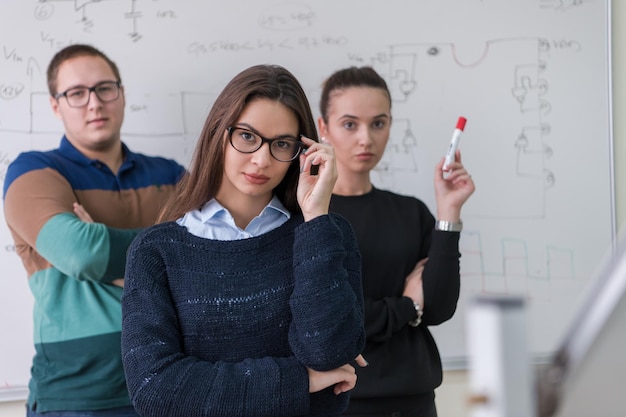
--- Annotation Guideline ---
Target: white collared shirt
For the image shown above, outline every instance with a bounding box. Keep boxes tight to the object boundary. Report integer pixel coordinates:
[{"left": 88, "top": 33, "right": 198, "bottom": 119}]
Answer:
[{"left": 177, "top": 195, "right": 291, "bottom": 240}]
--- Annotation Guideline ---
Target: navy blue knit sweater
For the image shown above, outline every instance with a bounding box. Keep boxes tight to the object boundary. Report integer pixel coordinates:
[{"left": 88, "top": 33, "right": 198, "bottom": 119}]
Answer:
[{"left": 121, "top": 213, "right": 365, "bottom": 417}]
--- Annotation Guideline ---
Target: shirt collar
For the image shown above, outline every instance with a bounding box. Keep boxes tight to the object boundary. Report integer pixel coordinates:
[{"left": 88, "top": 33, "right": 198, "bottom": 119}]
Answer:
[
  {"left": 199, "top": 195, "right": 291, "bottom": 224},
  {"left": 263, "top": 195, "right": 291, "bottom": 218},
  {"left": 58, "top": 135, "right": 136, "bottom": 170}
]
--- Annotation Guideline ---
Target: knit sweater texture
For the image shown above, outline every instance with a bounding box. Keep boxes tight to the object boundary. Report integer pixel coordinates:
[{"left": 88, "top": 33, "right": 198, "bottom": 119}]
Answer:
[
  {"left": 121, "top": 213, "right": 366, "bottom": 417},
  {"left": 329, "top": 188, "right": 461, "bottom": 414}
]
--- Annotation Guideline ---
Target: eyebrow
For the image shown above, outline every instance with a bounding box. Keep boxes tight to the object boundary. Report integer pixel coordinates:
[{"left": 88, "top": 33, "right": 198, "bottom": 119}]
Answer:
[
  {"left": 339, "top": 113, "right": 390, "bottom": 120},
  {"left": 58, "top": 80, "right": 118, "bottom": 92},
  {"left": 235, "top": 123, "right": 299, "bottom": 139}
]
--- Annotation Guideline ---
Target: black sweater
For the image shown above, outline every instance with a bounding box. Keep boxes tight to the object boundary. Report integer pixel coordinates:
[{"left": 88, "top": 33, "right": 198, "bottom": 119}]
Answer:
[{"left": 330, "top": 188, "right": 460, "bottom": 414}]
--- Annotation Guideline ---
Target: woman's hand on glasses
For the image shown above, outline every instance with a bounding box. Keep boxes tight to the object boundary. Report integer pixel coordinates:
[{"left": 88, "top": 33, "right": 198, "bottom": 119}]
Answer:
[{"left": 296, "top": 136, "right": 338, "bottom": 222}]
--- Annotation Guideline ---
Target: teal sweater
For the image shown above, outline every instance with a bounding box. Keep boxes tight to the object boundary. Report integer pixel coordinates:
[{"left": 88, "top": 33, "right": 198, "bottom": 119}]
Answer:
[
  {"left": 121, "top": 214, "right": 365, "bottom": 417},
  {"left": 3, "top": 137, "right": 184, "bottom": 412}
]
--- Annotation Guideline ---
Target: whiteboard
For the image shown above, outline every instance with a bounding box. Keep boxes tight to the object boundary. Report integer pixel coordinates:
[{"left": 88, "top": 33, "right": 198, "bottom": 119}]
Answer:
[{"left": 0, "top": 0, "right": 613, "bottom": 399}]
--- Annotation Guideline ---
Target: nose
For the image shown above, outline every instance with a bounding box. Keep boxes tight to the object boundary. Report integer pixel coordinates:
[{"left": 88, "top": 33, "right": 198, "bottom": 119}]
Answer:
[
  {"left": 250, "top": 142, "right": 272, "bottom": 167},
  {"left": 357, "top": 126, "right": 374, "bottom": 147},
  {"left": 87, "top": 90, "right": 103, "bottom": 108}
]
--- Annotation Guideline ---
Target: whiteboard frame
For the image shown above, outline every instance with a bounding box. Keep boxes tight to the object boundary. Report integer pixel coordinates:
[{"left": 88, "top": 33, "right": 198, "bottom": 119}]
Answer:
[{"left": 0, "top": 0, "right": 617, "bottom": 402}]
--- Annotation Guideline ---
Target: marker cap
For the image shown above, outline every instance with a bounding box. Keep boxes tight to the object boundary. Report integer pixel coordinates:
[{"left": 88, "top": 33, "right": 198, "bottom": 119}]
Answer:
[{"left": 456, "top": 116, "right": 467, "bottom": 131}]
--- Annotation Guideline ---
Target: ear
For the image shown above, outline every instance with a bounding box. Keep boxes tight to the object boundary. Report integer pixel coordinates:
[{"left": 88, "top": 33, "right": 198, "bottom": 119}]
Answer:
[
  {"left": 317, "top": 116, "right": 328, "bottom": 138},
  {"left": 49, "top": 95, "right": 63, "bottom": 120}
]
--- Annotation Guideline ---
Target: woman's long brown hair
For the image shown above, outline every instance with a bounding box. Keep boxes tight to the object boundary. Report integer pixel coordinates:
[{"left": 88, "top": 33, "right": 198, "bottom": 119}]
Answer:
[{"left": 158, "top": 64, "right": 318, "bottom": 223}]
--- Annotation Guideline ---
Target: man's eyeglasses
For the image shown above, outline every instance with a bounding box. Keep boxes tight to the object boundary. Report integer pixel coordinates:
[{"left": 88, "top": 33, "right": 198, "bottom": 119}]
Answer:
[
  {"left": 54, "top": 81, "right": 121, "bottom": 108},
  {"left": 227, "top": 126, "right": 304, "bottom": 162}
]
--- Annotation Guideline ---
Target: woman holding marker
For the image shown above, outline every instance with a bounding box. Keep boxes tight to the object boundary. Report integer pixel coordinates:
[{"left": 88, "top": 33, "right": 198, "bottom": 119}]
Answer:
[
  {"left": 121, "top": 64, "right": 366, "bottom": 417},
  {"left": 318, "top": 66, "right": 475, "bottom": 417}
]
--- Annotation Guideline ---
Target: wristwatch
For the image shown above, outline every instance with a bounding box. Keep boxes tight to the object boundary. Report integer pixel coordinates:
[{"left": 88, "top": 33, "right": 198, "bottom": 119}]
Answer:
[
  {"left": 408, "top": 301, "right": 423, "bottom": 327},
  {"left": 435, "top": 219, "right": 463, "bottom": 232}
]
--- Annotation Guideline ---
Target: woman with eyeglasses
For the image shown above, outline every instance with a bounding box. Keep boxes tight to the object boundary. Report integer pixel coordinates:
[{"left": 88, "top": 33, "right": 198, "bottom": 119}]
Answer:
[{"left": 120, "top": 64, "right": 366, "bottom": 417}]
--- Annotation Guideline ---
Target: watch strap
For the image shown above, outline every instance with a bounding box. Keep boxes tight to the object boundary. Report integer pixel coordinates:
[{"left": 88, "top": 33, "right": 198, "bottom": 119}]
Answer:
[
  {"left": 408, "top": 302, "right": 423, "bottom": 327},
  {"left": 435, "top": 219, "right": 463, "bottom": 232}
]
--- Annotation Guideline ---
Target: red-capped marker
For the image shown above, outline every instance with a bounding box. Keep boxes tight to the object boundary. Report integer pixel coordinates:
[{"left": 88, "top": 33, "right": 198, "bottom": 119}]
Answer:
[
  {"left": 443, "top": 116, "right": 467, "bottom": 174},
  {"left": 456, "top": 116, "right": 467, "bottom": 131}
]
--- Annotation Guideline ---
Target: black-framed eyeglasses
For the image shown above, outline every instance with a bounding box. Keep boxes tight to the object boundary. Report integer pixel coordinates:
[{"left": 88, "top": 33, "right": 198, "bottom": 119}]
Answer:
[
  {"left": 227, "top": 126, "right": 304, "bottom": 162},
  {"left": 54, "top": 81, "right": 121, "bottom": 108}
]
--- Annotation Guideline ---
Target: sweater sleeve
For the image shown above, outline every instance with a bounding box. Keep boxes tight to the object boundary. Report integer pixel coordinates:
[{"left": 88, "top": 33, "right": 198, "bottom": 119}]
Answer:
[
  {"left": 289, "top": 214, "right": 366, "bottom": 370},
  {"left": 409, "top": 202, "right": 461, "bottom": 326},
  {"left": 421, "top": 230, "right": 461, "bottom": 325},
  {"left": 121, "top": 230, "right": 312, "bottom": 417},
  {"left": 360, "top": 197, "right": 460, "bottom": 339},
  {"left": 4, "top": 165, "right": 138, "bottom": 283}
]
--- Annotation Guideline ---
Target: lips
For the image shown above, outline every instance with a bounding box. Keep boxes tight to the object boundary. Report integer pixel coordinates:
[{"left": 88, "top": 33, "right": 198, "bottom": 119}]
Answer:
[
  {"left": 87, "top": 117, "right": 108, "bottom": 126},
  {"left": 355, "top": 152, "right": 375, "bottom": 160},
  {"left": 244, "top": 173, "right": 270, "bottom": 185}
]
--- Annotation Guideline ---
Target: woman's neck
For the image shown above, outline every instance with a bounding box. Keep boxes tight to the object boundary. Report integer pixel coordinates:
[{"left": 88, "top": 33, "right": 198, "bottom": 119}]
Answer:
[
  {"left": 332, "top": 171, "right": 372, "bottom": 196},
  {"left": 216, "top": 193, "right": 272, "bottom": 230}
]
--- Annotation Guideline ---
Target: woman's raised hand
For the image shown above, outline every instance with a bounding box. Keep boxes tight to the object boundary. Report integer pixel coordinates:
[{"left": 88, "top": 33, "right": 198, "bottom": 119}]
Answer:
[
  {"left": 297, "top": 136, "right": 338, "bottom": 222},
  {"left": 434, "top": 150, "right": 475, "bottom": 221}
]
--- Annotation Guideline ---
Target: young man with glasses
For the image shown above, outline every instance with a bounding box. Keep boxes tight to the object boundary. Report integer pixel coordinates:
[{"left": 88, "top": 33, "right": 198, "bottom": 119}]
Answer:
[{"left": 2, "top": 44, "right": 185, "bottom": 416}]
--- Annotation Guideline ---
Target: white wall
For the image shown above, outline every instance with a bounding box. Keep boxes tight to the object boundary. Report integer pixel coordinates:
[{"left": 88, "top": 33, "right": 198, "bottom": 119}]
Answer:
[{"left": 1, "top": 1, "right": 623, "bottom": 416}]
